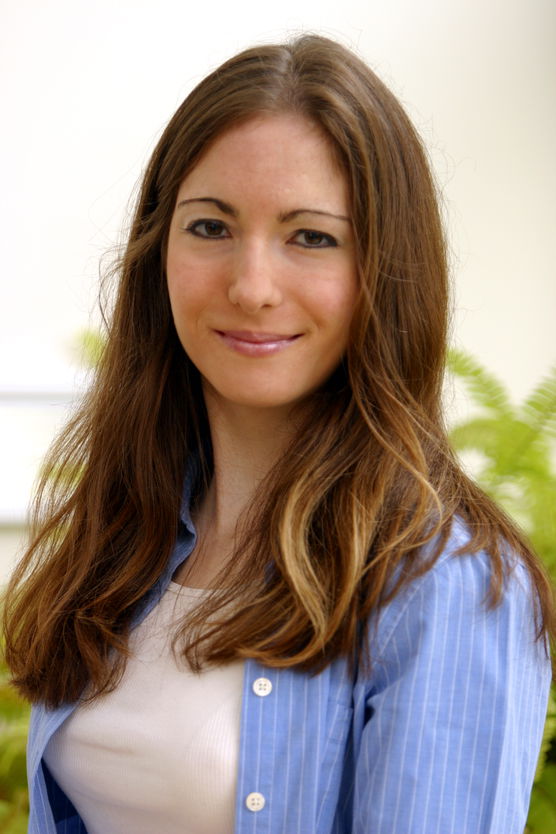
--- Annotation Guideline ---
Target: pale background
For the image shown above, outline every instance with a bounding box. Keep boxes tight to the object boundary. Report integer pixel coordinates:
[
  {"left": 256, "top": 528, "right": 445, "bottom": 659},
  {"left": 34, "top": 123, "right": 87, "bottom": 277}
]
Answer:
[{"left": 1, "top": 0, "right": 555, "bottom": 581}]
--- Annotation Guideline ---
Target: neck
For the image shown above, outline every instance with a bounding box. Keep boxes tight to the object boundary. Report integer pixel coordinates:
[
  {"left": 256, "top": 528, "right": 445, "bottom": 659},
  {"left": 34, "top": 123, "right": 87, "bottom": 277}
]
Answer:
[{"left": 199, "top": 392, "right": 298, "bottom": 538}]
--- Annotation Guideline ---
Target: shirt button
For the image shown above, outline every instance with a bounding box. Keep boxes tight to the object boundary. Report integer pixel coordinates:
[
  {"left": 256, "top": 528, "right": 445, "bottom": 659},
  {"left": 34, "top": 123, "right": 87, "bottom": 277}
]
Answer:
[
  {"left": 252, "top": 677, "right": 273, "bottom": 696},
  {"left": 245, "top": 791, "right": 266, "bottom": 812}
]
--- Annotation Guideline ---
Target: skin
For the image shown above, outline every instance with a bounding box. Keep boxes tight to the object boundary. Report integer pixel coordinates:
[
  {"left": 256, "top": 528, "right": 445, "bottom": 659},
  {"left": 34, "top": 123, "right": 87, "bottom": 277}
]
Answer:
[{"left": 165, "top": 113, "right": 358, "bottom": 586}]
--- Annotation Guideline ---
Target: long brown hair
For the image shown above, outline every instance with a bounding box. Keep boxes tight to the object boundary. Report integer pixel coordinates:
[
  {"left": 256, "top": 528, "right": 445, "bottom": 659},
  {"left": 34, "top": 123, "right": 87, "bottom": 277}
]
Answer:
[{"left": 4, "top": 35, "right": 554, "bottom": 708}]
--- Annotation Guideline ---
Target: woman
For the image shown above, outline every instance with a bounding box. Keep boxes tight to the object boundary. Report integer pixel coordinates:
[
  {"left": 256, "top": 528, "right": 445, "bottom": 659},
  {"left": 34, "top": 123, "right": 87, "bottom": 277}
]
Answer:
[{"left": 3, "top": 35, "right": 554, "bottom": 834}]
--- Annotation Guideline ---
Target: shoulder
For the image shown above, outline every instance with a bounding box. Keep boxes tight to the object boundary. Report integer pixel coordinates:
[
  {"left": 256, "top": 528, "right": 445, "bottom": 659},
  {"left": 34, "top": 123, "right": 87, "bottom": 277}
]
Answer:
[
  {"left": 351, "top": 519, "right": 551, "bottom": 833},
  {"left": 365, "top": 518, "right": 548, "bottom": 692}
]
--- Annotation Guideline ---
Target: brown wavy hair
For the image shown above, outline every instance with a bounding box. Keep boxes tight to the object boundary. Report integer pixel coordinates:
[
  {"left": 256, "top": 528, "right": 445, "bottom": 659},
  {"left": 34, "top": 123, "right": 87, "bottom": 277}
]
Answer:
[{"left": 3, "top": 35, "right": 554, "bottom": 708}]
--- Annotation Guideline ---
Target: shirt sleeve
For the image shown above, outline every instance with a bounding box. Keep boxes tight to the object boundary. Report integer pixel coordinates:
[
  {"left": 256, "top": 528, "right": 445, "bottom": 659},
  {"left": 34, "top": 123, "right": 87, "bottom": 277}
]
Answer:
[{"left": 353, "top": 549, "right": 551, "bottom": 834}]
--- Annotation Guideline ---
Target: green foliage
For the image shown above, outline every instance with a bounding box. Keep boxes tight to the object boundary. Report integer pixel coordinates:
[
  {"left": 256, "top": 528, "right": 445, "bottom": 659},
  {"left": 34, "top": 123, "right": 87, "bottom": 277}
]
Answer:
[
  {"left": 526, "top": 764, "right": 556, "bottom": 833},
  {"left": 77, "top": 328, "right": 105, "bottom": 370},
  {"left": 0, "top": 644, "right": 30, "bottom": 833},
  {"left": 448, "top": 349, "right": 556, "bottom": 571},
  {"left": 447, "top": 349, "right": 556, "bottom": 833},
  {"left": 535, "top": 688, "right": 556, "bottom": 784}
]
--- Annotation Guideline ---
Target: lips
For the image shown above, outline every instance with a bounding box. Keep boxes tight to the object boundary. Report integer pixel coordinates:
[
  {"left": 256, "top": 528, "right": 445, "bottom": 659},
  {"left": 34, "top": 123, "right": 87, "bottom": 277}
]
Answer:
[
  {"left": 218, "top": 330, "right": 297, "bottom": 343},
  {"left": 214, "top": 329, "right": 301, "bottom": 356}
]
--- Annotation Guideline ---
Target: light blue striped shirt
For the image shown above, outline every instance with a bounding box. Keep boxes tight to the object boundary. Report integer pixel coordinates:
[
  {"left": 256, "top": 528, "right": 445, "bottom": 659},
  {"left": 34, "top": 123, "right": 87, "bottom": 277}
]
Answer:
[{"left": 26, "top": 503, "right": 551, "bottom": 833}]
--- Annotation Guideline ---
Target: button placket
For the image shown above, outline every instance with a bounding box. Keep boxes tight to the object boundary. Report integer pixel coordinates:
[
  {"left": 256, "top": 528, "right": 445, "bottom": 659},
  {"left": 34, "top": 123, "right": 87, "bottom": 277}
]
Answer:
[{"left": 243, "top": 677, "right": 272, "bottom": 815}]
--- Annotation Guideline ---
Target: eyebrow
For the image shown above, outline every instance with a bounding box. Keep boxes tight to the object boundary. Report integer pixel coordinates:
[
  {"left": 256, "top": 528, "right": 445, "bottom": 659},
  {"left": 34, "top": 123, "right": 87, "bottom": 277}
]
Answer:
[
  {"left": 278, "top": 208, "right": 350, "bottom": 224},
  {"left": 176, "top": 197, "right": 350, "bottom": 224},
  {"left": 177, "top": 197, "right": 237, "bottom": 216}
]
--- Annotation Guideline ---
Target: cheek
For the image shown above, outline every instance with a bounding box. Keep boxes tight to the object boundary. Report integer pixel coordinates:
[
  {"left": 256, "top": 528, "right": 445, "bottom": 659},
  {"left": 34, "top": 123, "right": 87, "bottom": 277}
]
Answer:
[
  {"left": 166, "top": 256, "right": 213, "bottom": 316},
  {"left": 311, "top": 280, "right": 358, "bottom": 336},
  {"left": 166, "top": 269, "right": 199, "bottom": 334}
]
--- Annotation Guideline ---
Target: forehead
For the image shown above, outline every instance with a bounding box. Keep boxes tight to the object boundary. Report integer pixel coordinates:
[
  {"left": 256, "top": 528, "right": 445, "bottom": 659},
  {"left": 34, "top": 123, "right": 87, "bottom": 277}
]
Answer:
[{"left": 175, "top": 113, "right": 349, "bottom": 210}]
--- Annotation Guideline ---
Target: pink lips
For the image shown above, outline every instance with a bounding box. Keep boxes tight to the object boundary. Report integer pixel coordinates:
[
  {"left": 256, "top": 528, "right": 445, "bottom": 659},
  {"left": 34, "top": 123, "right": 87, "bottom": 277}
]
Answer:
[{"left": 215, "top": 329, "right": 301, "bottom": 357}]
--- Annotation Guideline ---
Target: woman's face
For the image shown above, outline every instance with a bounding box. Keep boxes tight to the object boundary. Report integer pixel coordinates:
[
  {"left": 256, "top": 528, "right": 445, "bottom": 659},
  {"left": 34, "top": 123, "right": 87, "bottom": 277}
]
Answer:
[{"left": 166, "top": 113, "right": 358, "bottom": 417}]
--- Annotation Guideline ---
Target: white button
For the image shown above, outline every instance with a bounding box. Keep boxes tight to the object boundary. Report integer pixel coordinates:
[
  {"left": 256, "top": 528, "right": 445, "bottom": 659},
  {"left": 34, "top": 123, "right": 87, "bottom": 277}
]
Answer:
[
  {"left": 252, "top": 677, "right": 272, "bottom": 696},
  {"left": 245, "top": 791, "right": 266, "bottom": 812}
]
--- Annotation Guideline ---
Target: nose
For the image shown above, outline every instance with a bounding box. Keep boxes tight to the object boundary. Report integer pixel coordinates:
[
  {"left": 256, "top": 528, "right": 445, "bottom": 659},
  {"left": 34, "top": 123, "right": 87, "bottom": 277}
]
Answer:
[{"left": 227, "top": 241, "right": 282, "bottom": 313}]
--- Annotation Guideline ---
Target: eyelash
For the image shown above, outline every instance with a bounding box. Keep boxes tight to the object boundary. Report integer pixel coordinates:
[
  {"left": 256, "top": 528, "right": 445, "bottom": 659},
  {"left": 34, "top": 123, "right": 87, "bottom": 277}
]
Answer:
[{"left": 184, "top": 220, "right": 338, "bottom": 249}]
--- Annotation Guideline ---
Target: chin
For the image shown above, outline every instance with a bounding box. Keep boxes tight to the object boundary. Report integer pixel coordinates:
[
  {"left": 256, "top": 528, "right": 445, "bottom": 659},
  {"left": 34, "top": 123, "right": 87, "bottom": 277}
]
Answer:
[{"left": 203, "top": 381, "right": 308, "bottom": 413}]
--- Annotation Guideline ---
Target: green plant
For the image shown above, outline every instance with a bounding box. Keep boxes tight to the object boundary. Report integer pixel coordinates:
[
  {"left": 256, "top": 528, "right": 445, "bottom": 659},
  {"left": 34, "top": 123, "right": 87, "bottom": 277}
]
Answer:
[
  {"left": 447, "top": 348, "right": 556, "bottom": 832},
  {"left": 0, "top": 641, "right": 30, "bottom": 833}
]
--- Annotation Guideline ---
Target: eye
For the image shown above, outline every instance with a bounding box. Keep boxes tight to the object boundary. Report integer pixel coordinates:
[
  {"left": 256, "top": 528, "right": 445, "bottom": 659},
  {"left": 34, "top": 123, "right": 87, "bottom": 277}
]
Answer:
[
  {"left": 185, "top": 219, "right": 230, "bottom": 239},
  {"left": 290, "top": 229, "right": 338, "bottom": 248}
]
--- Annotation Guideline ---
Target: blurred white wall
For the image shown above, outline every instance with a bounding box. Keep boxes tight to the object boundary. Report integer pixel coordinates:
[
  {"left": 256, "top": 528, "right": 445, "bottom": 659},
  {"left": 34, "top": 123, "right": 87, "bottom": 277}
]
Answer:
[{"left": 1, "top": 0, "right": 555, "bottom": 580}]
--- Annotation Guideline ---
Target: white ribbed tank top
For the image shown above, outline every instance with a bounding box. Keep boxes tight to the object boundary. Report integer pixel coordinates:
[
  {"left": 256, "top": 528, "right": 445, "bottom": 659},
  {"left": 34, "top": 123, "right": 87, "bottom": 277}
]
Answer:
[{"left": 44, "top": 582, "right": 244, "bottom": 834}]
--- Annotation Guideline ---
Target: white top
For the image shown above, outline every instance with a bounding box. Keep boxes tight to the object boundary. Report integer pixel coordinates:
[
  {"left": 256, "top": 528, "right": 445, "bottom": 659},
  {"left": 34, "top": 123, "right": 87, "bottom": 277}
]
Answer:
[{"left": 44, "top": 582, "right": 245, "bottom": 834}]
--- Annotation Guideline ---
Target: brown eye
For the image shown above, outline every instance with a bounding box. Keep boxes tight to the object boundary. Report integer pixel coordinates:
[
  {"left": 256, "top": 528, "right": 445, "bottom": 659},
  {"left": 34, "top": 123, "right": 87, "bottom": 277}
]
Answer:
[
  {"left": 186, "top": 220, "right": 229, "bottom": 238},
  {"left": 291, "top": 229, "right": 338, "bottom": 248}
]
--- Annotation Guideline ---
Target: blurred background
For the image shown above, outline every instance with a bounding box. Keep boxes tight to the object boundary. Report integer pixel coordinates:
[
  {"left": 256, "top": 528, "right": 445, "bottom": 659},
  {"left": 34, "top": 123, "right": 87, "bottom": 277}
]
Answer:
[{"left": 1, "top": 0, "right": 555, "bottom": 582}]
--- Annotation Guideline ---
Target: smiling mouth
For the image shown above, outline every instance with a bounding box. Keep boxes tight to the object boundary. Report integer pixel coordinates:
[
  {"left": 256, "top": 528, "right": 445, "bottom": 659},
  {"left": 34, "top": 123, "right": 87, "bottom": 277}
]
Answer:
[{"left": 215, "top": 329, "right": 301, "bottom": 356}]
